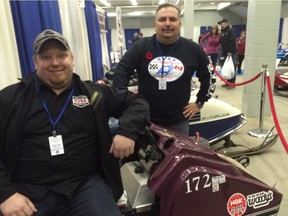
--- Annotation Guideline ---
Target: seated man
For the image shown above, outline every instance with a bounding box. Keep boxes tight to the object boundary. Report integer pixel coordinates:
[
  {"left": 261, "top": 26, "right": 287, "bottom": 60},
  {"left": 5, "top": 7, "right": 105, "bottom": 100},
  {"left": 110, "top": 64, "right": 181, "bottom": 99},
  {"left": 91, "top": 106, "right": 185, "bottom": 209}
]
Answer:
[{"left": 0, "top": 29, "right": 150, "bottom": 216}]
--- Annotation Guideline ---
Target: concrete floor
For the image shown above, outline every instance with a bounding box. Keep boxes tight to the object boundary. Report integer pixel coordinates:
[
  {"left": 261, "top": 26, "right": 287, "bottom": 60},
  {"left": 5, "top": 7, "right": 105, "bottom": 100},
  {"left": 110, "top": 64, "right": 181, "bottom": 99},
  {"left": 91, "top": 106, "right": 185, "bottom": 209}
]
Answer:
[{"left": 213, "top": 72, "right": 288, "bottom": 216}]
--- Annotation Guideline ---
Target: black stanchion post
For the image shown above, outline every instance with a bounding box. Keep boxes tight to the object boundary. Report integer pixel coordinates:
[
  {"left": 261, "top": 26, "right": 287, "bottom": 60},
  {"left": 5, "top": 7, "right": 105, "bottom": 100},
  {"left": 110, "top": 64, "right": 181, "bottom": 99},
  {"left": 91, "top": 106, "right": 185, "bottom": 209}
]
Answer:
[{"left": 248, "top": 65, "right": 274, "bottom": 138}]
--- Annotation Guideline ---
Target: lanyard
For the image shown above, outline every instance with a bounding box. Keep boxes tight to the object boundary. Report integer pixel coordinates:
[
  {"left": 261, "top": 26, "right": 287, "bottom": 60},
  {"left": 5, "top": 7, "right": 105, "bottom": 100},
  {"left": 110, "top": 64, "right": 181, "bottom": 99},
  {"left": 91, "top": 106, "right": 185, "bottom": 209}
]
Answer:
[
  {"left": 155, "top": 37, "right": 179, "bottom": 77},
  {"left": 34, "top": 79, "right": 75, "bottom": 136}
]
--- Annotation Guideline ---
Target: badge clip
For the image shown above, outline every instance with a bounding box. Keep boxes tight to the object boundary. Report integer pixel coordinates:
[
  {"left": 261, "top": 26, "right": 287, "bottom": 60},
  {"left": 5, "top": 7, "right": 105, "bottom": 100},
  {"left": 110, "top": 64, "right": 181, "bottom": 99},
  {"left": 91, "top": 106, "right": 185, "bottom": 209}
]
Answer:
[{"left": 52, "top": 129, "right": 57, "bottom": 137}]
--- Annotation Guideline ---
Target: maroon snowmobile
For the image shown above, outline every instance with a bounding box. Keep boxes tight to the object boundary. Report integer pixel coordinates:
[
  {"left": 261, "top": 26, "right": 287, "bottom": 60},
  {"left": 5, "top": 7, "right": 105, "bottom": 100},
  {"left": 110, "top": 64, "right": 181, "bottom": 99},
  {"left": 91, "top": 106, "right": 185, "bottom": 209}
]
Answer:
[{"left": 119, "top": 123, "right": 283, "bottom": 216}]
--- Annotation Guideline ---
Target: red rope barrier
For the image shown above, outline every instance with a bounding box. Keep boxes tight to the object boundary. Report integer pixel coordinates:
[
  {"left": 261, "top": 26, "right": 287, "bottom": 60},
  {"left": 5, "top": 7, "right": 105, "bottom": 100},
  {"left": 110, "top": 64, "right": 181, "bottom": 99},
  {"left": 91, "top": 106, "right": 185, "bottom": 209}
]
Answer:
[
  {"left": 213, "top": 65, "right": 288, "bottom": 153},
  {"left": 214, "top": 69, "right": 261, "bottom": 86},
  {"left": 266, "top": 74, "right": 288, "bottom": 153}
]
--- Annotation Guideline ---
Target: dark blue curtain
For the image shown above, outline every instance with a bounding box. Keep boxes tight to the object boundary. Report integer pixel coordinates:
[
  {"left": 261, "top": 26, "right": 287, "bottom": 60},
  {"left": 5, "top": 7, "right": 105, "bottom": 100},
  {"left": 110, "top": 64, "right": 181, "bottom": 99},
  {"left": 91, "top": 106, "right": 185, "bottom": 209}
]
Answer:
[
  {"left": 200, "top": 26, "right": 209, "bottom": 35},
  {"left": 125, "top": 28, "right": 140, "bottom": 50},
  {"left": 10, "top": 1, "right": 62, "bottom": 77},
  {"left": 84, "top": 0, "right": 103, "bottom": 81},
  {"left": 199, "top": 26, "right": 210, "bottom": 43},
  {"left": 232, "top": 25, "right": 246, "bottom": 37},
  {"left": 105, "top": 12, "right": 112, "bottom": 69}
]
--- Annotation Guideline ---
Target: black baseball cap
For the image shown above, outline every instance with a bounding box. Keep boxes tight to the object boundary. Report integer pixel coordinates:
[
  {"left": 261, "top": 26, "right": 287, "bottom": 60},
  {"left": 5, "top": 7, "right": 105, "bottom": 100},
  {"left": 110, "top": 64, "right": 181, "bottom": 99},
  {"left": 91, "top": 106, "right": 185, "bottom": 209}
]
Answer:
[
  {"left": 33, "top": 29, "right": 70, "bottom": 53},
  {"left": 218, "top": 19, "right": 228, "bottom": 24}
]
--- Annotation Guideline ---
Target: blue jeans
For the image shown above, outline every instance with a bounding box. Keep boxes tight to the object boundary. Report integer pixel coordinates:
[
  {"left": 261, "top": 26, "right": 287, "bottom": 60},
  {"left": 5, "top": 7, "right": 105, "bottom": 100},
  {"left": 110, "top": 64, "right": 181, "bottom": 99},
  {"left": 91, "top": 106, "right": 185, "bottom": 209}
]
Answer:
[
  {"left": 30, "top": 174, "right": 121, "bottom": 216},
  {"left": 162, "top": 120, "right": 189, "bottom": 136}
]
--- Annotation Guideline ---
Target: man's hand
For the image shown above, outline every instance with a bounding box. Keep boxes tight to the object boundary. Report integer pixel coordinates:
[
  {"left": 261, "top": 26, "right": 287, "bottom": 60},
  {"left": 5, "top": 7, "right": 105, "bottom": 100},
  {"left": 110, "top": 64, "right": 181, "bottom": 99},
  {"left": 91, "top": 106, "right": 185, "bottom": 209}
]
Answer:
[
  {"left": 183, "top": 102, "right": 200, "bottom": 118},
  {"left": 0, "top": 193, "right": 37, "bottom": 216},
  {"left": 109, "top": 134, "right": 135, "bottom": 159}
]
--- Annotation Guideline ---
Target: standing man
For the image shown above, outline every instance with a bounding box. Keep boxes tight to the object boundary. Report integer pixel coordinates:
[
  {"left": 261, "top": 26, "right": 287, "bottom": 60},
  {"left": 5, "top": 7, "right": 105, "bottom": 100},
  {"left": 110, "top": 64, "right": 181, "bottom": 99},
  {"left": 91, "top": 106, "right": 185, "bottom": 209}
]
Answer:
[
  {"left": 113, "top": 3, "right": 215, "bottom": 135},
  {"left": 218, "top": 19, "right": 237, "bottom": 89},
  {"left": 0, "top": 29, "right": 150, "bottom": 216},
  {"left": 128, "top": 32, "right": 140, "bottom": 45}
]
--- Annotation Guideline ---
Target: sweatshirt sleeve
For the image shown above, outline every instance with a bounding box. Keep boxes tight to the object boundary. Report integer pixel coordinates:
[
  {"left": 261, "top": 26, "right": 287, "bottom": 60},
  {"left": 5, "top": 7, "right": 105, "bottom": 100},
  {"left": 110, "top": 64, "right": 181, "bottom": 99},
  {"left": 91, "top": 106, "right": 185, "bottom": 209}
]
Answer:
[
  {"left": 113, "top": 40, "right": 146, "bottom": 90},
  {"left": 199, "top": 33, "right": 210, "bottom": 49},
  {"left": 195, "top": 45, "right": 214, "bottom": 104}
]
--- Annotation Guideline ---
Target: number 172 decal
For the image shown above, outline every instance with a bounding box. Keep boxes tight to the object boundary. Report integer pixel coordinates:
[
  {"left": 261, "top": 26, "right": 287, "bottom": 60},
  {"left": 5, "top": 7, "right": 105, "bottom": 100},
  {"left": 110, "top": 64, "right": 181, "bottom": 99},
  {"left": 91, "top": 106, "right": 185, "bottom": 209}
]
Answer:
[{"left": 185, "top": 174, "right": 226, "bottom": 193}]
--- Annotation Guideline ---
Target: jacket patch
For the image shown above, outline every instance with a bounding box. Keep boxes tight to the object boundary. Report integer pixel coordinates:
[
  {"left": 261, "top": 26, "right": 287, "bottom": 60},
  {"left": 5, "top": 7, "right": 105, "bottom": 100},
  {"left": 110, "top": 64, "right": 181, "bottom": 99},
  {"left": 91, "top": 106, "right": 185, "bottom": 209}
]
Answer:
[{"left": 72, "top": 95, "right": 90, "bottom": 108}]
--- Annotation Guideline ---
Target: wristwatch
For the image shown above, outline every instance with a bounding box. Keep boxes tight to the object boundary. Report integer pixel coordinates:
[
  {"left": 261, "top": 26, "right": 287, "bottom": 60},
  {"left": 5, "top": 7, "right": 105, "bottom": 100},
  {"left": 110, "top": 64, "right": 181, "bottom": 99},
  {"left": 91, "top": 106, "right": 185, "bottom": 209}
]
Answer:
[{"left": 196, "top": 102, "right": 203, "bottom": 109}]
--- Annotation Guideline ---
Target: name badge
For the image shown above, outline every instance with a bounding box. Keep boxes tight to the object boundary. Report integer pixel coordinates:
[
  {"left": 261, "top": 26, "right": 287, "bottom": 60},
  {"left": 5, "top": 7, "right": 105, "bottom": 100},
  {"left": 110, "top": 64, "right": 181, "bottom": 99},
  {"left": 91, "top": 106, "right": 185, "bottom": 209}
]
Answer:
[
  {"left": 158, "top": 78, "right": 167, "bottom": 90},
  {"left": 48, "top": 135, "right": 64, "bottom": 156}
]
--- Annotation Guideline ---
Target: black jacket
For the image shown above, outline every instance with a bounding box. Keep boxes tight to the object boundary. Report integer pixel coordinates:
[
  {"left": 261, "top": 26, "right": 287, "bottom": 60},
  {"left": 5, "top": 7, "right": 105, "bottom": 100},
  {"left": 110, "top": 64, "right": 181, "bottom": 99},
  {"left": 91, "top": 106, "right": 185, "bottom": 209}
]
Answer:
[
  {"left": 0, "top": 73, "right": 150, "bottom": 203},
  {"left": 220, "top": 25, "right": 237, "bottom": 55}
]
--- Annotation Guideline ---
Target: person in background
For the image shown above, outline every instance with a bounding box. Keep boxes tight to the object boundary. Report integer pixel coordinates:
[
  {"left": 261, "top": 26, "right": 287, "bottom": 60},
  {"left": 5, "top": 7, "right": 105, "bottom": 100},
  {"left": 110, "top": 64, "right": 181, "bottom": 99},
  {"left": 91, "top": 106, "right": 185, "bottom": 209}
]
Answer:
[
  {"left": 128, "top": 32, "right": 140, "bottom": 44},
  {"left": 113, "top": 3, "right": 215, "bottom": 136},
  {"left": 218, "top": 18, "right": 237, "bottom": 89},
  {"left": 200, "top": 25, "right": 221, "bottom": 68},
  {"left": 0, "top": 29, "right": 150, "bottom": 216},
  {"left": 236, "top": 30, "right": 246, "bottom": 74},
  {"left": 139, "top": 32, "right": 143, "bottom": 38},
  {"left": 198, "top": 31, "right": 207, "bottom": 44}
]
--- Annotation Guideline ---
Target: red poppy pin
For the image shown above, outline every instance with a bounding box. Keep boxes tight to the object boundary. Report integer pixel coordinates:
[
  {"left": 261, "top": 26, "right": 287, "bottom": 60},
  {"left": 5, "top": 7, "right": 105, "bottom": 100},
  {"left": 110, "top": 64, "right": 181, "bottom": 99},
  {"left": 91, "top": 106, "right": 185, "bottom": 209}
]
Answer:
[{"left": 146, "top": 52, "right": 153, "bottom": 60}]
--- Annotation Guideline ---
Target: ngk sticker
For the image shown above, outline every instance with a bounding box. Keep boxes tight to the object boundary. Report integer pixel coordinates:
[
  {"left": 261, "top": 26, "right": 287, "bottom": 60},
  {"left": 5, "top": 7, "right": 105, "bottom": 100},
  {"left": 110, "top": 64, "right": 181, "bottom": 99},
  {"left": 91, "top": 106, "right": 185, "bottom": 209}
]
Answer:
[{"left": 227, "top": 193, "right": 247, "bottom": 216}]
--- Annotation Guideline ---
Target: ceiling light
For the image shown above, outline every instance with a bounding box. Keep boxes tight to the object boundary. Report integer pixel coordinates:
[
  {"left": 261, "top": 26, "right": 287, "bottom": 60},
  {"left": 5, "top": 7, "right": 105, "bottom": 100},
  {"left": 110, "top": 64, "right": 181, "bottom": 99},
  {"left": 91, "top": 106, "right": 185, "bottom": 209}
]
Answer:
[
  {"left": 130, "top": 0, "right": 138, "bottom": 6},
  {"left": 99, "top": 0, "right": 111, "bottom": 7},
  {"left": 217, "top": 2, "right": 231, "bottom": 10}
]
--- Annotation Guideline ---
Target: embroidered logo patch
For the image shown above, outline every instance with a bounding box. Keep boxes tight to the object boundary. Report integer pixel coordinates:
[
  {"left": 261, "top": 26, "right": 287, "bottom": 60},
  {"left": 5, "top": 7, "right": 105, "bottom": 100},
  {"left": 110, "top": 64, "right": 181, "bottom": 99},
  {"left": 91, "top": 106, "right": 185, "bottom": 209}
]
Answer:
[{"left": 72, "top": 95, "right": 90, "bottom": 108}]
